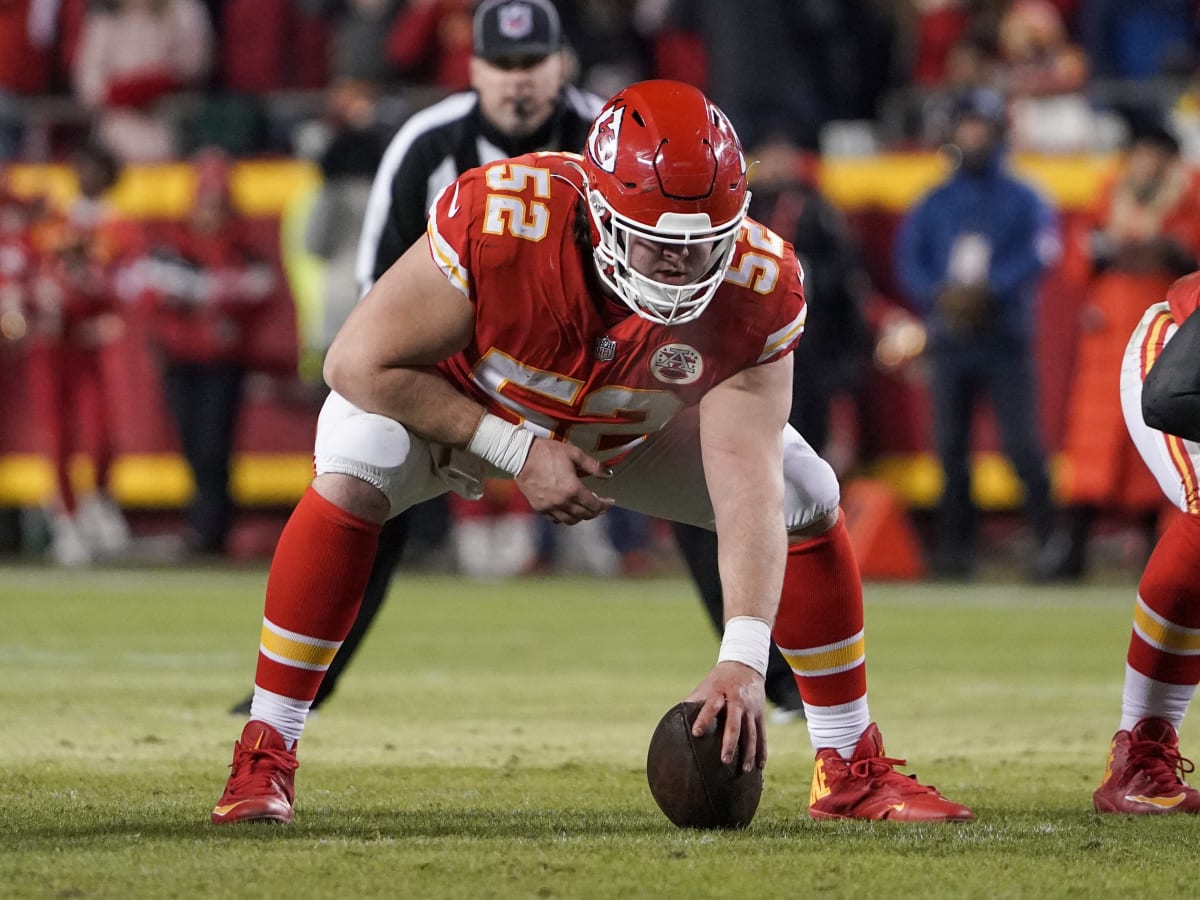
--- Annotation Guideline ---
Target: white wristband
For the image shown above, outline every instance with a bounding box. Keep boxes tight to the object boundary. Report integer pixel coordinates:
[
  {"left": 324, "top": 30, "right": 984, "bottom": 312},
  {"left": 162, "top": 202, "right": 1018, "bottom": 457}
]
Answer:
[
  {"left": 467, "top": 412, "right": 535, "bottom": 477},
  {"left": 717, "top": 616, "right": 772, "bottom": 677}
]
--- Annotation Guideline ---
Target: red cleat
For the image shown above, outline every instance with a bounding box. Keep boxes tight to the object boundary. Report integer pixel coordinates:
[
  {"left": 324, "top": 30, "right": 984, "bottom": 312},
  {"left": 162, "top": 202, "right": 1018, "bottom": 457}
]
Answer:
[
  {"left": 1094, "top": 717, "right": 1200, "bottom": 814},
  {"left": 211, "top": 720, "right": 299, "bottom": 824},
  {"left": 808, "top": 723, "right": 974, "bottom": 822}
]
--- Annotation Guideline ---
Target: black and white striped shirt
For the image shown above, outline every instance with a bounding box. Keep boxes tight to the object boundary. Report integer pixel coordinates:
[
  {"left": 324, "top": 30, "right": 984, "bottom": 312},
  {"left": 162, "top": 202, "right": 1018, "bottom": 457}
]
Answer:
[{"left": 355, "top": 84, "right": 603, "bottom": 296}]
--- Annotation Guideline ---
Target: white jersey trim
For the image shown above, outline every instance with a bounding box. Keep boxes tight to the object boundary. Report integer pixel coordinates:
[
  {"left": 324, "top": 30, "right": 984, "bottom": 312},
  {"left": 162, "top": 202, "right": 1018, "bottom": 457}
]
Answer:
[
  {"left": 427, "top": 185, "right": 471, "bottom": 297},
  {"left": 758, "top": 305, "right": 807, "bottom": 363}
]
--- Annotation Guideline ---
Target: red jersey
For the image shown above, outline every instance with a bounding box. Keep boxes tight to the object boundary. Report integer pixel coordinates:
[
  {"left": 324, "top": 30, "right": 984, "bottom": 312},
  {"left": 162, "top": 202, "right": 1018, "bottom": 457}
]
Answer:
[
  {"left": 1166, "top": 269, "right": 1200, "bottom": 326},
  {"left": 427, "top": 152, "right": 807, "bottom": 462}
]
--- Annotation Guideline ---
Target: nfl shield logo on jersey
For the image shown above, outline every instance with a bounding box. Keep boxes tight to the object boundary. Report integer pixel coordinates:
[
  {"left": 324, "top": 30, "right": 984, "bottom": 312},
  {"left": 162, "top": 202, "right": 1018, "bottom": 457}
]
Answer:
[
  {"left": 594, "top": 335, "right": 617, "bottom": 361},
  {"left": 498, "top": 2, "right": 534, "bottom": 39}
]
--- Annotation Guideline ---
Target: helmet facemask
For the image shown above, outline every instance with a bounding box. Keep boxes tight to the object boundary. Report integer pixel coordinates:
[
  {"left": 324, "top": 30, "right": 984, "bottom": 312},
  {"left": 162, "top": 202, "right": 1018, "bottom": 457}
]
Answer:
[{"left": 588, "top": 188, "right": 749, "bottom": 326}]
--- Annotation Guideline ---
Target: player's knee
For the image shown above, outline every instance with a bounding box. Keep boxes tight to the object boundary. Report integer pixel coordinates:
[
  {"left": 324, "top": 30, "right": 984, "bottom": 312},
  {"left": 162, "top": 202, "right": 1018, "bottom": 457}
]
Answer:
[
  {"left": 787, "top": 508, "right": 840, "bottom": 543},
  {"left": 782, "top": 448, "right": 840, "bottom": 533},
  {"left": 311, "top": 472, "right": 391, "bottom": 523}
]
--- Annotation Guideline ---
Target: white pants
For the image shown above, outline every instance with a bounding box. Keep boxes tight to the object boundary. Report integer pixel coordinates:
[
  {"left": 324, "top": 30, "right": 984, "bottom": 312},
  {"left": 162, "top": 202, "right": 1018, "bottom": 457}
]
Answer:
[
  {"left": 1121, "top": 302, "right": 1200, "bottom": 514},
  {"left": 313, "top": 391, "right": 841, "bottom": 532}
]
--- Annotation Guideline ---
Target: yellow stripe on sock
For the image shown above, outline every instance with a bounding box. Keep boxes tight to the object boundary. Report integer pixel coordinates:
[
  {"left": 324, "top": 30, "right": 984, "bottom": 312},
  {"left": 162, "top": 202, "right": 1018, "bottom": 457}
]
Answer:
[
  {"left": 1133, "top": 597, "right": 1200, "bottom": 654},
  {"left": 259, "top": 624, "right": 340, "bottom": 669},
  {"left": 781, "top": 632, "right": 866, "bottom": 676}
]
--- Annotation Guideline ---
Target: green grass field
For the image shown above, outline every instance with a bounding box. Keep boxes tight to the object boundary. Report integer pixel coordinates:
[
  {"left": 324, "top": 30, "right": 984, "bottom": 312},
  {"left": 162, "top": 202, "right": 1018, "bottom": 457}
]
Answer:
[{"left": 2, "top": 564, "right": 1198, "bottom": 899}]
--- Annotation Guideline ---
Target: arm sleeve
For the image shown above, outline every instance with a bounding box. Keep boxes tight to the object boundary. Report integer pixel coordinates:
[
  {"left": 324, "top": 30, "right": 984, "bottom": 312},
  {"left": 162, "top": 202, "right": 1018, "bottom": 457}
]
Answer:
[{"left": 1143, "top": 309, "right": 1200, "bottom": 442}]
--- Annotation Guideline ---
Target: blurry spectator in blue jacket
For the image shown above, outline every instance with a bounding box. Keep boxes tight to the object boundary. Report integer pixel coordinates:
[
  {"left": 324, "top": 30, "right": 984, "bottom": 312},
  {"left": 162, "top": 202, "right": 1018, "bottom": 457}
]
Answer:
[{"left": 894, "top": 88, "right": 1062, "bottom": 580}]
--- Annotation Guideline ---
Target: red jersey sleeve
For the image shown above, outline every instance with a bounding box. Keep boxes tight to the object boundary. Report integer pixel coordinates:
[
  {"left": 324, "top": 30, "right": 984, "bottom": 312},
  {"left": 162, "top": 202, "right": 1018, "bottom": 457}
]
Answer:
[
  {"left": 425, "top": 168, "right": 481, "bottom": 301},
  {"left": 717, "top": 219, "right": 808, "bottom": 369}
]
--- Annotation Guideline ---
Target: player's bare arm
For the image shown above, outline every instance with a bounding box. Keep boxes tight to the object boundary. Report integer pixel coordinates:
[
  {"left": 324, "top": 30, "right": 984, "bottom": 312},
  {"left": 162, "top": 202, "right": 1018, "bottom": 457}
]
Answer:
[
  {"left": 325, "top": 237, "right": 612, "bottom": 519},
  {"left": 325, "top": 238, "right": 482, "bottom": 444},
  {"left": 685, "top": 354, "right": 793, "bottom": 771}
]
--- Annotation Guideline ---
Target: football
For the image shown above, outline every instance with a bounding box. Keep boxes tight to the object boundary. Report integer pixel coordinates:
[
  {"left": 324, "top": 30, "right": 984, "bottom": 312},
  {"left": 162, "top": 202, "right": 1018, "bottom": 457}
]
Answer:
[{"left": 645, "top": 700, "right": 763, "bottom": 829}]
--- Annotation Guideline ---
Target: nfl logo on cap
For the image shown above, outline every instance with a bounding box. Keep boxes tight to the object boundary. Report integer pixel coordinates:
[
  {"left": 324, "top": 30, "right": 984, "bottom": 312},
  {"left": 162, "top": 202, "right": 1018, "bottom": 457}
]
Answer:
[
  {"left": 498, "top": 2, "right": 533, "bottom": 39},
  {"left": 474, "top": 0, "right": 561, "bottom": 61}
]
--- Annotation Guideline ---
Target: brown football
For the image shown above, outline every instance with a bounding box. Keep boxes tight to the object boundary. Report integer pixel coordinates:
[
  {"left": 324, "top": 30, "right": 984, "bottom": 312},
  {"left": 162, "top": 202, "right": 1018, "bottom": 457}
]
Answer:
[{"left": 645, "top": 700, "right": 763, "bottom": 829}]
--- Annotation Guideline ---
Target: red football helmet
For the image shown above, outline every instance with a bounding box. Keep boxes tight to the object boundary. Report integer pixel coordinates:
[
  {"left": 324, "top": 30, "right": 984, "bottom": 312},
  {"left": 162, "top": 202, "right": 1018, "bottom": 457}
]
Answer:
[{"left": 581, "top": 80, "right": 749, "bottom": 325}]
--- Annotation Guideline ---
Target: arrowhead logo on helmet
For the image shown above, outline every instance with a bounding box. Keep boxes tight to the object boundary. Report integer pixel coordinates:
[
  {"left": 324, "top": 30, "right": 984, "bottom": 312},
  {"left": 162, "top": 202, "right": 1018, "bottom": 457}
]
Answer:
[{"left": 588, "top": 105, "right": 624, "bottom": 174}]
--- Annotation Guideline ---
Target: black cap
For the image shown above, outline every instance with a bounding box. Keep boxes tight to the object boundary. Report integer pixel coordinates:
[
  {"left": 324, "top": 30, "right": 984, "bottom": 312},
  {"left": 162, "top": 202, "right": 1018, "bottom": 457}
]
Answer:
[{"left": 473, "top": 0, "right": 562, "bottom": 62}]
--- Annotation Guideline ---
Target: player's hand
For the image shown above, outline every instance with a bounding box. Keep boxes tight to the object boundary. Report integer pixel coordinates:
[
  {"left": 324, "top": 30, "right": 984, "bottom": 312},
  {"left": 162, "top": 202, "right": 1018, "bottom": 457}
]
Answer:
[
  {"left": 515, "top": 438, "right": 614, "bottom": 525},
  {"left": 685, "top": 662, "right": 767, "bottom": 772}
]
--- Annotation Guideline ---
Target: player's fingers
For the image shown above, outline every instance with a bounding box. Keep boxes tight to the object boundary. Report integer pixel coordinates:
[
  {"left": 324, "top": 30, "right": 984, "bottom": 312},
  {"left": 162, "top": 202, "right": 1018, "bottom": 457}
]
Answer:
[
  {"left": 570, "top": 448, "right": 613, "bottom": 480},
  {"left": 573, "top": 491, "right": 615, "bottom": 518},
  {"left": 756, "top": 712, "right": 768, "bottom": 770},
  {"left": 719, "top": 703, "right": 743, "bottom": 766},
  {"left": 691, "top": 693, "right": 725, "bottom": 740},
  {"left": 741, "top": 712, "right": 759, "bottom": 773}
]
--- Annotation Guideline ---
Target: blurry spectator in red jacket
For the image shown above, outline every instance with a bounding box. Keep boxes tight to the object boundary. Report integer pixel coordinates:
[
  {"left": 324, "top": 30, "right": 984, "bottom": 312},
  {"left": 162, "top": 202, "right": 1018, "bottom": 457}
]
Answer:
[
  {"left": 132, "top": 149, "right": 277, "bottom": 554},
  {"left": 72, "top": 0, "right": 214, "bottom": 163},
  {"left": 0, "top": 0, "right": 74, "bottom": 158},
  {"left": 222, "top": 0, "right": 330, "bottom": 92},
  {"left": 1052, "top": 122, "right": 1200, "bottom": 579},
  {"left": 386, "top": 0, "right": 474, "bottom": 90},
  {"left": 24, "top": 142, "right": 132, "bottom": 565}
]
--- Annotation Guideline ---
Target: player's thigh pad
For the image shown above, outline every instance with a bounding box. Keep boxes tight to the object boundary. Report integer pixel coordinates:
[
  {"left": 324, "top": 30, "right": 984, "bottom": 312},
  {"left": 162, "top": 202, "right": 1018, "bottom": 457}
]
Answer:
[
  {"left": 592, "top": 411, "right": 839, "bottom": 531},
  {"left": 313, "top": 391, "right": 448, "bottom": 517},
  {"left": 1121, "top": 304, "right": 1200, "bottom": 513}
]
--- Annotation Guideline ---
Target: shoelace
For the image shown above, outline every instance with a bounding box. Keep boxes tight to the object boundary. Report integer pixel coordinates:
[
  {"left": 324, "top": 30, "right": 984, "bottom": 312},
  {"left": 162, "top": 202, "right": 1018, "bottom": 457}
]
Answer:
[
  {"left": 850, "top": 753, "right": 939, "bottom": 796},
  {"left": 225, "top": 741, "right": 299, "bottom": 798},
  {"left": 1128, "top": 738, "right": 1196, "bottom": 791}
]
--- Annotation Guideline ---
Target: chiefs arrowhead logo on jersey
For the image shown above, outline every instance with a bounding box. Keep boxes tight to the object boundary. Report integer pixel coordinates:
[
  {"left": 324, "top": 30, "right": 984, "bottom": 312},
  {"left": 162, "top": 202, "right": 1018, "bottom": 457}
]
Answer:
[
  {"left": 588, "top": 104, "right": 624, "bottom": 174},
  {"left": 650, "top": 343, "right": 702, "bottom": 385}
]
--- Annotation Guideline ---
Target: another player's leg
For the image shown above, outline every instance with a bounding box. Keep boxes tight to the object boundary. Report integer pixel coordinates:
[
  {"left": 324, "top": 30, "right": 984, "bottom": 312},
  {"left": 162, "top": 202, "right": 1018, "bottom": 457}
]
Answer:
[
  {"left": 771, "top": 444, "right": 972, "bottom": 822},
  {"left": 213, "top": 476, "right": 384, "bottom": 824},
  {"left": 1094, "top": 510, "right": 1200, "bottom": 814}
]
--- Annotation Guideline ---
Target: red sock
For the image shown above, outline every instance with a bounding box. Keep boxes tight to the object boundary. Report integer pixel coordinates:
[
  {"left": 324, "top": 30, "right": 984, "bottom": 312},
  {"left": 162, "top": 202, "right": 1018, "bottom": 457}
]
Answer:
[
  {"left": 1128, "top": 511, "right": 1200, "bottom": 685},
  {"left": 772, "top": 512, "right": 867, "bottom": 707},
  {"left": 254, "top": 487, "right": 381, "bottom": 701}
]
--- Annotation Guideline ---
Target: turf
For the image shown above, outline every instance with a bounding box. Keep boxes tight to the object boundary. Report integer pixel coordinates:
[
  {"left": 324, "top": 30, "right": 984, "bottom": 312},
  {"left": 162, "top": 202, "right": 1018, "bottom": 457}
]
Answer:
[{"left": 1, "top": 565, "right": 1196, "bottom": 899}]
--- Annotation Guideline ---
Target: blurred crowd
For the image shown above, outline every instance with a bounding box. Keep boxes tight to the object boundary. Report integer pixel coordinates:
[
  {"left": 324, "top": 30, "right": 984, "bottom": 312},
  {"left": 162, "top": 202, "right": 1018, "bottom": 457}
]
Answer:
[
  {"left": 1, "top": 1, "right": 1199, "bottom": 163},
  {"left": 0, "top": 142, "right": 289, "bottom": 565},
  {"left": 3, "top": 0, "right": 1200, "bottom": 575}
]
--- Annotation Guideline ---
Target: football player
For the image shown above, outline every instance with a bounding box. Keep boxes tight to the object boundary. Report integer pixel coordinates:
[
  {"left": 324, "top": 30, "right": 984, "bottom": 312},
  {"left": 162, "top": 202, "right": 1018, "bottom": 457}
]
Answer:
[
  {"left": 212, "top": 80, "right": 973, "bottom": 825},
  {"left": 1094, "top": 270, "right": 1200, "bottom": 813}
]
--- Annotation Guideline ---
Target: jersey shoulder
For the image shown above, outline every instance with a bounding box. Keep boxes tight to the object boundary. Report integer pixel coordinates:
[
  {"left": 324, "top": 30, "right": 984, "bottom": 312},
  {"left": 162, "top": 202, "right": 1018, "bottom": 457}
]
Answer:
[
  {"left": 426, "top": 151, "right": 582, "bottom": 299},
  {"left": 715, "top": 218, "right": 807, "bottom": 364}
]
